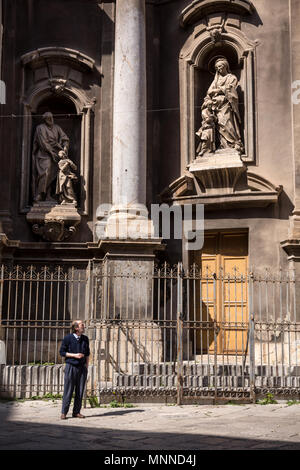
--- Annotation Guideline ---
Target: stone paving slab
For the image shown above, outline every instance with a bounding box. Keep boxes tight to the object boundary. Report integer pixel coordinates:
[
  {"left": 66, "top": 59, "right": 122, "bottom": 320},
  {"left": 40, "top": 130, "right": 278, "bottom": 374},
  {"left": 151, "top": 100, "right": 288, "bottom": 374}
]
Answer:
[{"left": 1, "top": 400, "right": 300, "bottom": 450}]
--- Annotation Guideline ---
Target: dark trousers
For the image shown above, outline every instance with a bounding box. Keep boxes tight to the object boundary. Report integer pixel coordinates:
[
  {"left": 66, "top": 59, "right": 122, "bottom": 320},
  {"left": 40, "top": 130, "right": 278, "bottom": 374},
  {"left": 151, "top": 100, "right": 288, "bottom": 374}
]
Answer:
[{"left": 61, "top": 363, "right": 87, "bottom": 415}]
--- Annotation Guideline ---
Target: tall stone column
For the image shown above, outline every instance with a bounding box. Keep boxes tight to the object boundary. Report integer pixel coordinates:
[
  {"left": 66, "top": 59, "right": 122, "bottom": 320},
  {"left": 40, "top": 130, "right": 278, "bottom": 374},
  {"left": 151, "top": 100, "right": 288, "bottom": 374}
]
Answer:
[
  {"left": 99, "top": 0, "right": 164, "bottom": 340},
  {"left": 106, "top": 0, "right": 153, "bottom": 239}
]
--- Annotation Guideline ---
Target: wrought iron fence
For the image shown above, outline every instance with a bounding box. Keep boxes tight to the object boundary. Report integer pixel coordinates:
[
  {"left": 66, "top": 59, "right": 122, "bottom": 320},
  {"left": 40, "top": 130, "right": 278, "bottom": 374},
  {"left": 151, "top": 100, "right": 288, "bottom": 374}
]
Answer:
[
  {"left": 0, "top": 263, "right": 89, "bottom": 365},
  {"left": 0, "top": 261, "right": 300, "bottom": 402}
]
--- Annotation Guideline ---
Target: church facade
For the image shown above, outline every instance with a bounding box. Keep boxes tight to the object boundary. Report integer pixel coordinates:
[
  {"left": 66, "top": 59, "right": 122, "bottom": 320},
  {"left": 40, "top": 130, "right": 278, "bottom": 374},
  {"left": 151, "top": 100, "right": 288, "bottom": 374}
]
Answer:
[
  {"left": 0, "top": 0, "right": 299, "bottom": 273},
  {"left": 1, "top": 0, "right": 300, "bottom": 400}
]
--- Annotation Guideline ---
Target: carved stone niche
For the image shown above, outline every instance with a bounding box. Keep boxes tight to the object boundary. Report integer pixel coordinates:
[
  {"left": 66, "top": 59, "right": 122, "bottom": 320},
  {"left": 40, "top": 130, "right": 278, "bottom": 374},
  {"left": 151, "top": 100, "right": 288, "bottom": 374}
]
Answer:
[
  {"left": 20, "top": 47, "right": 96, "bottom": 221},
  {"left": 179, "top": 0, "right": 258, "bottom": 174},
  {"left": 20, "top": 47, "right": 96, "bottom": 241}
]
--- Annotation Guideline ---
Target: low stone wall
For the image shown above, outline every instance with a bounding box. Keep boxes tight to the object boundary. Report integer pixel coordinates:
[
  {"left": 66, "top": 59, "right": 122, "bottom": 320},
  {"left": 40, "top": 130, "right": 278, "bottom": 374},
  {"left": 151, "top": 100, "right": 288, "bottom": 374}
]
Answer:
[
  {"left": 0, "top": 364, "right": 96, "bottom": 399},
  {"left": 2, "top": 362, "right": 300, "bottom": 400},
  {"left": 0, "top": 364, "right": 64, "bottom": 398}
]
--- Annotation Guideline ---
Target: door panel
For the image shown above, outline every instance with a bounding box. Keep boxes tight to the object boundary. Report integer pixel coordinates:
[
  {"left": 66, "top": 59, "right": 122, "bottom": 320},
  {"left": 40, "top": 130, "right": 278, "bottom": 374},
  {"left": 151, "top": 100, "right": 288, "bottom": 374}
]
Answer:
[{"left": 192, "top": 231, "right": 248, "bottom": 355}]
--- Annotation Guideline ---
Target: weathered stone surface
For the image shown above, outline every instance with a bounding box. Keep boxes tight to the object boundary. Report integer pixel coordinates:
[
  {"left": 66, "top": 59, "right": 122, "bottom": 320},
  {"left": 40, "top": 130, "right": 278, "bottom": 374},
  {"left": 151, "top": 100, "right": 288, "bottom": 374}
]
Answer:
[
  {"left": 26, "top": 202, "right": 81, "bottom": 242},
  {"left": 0, "top": 341, "right": 5, "bottom": 365}
]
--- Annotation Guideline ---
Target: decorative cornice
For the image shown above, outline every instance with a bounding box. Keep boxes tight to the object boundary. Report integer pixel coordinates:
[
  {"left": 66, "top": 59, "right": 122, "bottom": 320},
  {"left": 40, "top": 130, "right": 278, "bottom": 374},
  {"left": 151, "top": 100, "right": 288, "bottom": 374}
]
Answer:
[
  {"left": 247, "top": 172, "right": 283, "bottom": 194},
  {"left": 281, "top": 240, "right": 300, "bottom": 261},
  {"left": 21, "top": 47, "right": 95, "bottom": 71},
  {"left": 99, "top": 239, "right": 166, "bottom": 257},
  {"left": 180, "top": 0, "right": 255, "bottom": 27},
  {"left": 160, "top": 170, "right": 282, "bottom": 211}
]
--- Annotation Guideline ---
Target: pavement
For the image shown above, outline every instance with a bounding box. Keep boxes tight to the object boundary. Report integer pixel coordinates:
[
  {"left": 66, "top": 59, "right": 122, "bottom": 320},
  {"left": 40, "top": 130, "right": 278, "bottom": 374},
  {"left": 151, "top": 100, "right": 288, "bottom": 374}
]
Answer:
[{"left": 1, "top": 399, "right": 300, "bottom": 451}]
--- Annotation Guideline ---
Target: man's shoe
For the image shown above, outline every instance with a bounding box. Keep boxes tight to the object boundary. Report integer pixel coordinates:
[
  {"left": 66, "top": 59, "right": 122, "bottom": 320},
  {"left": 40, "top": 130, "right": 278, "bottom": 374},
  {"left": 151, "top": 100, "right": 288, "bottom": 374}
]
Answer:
[
  {"left": 60, "top": 414, "right": 67, "bottom": 420},
  {"left": 72, "top": 413, "right": 85, "bottom": 418}
]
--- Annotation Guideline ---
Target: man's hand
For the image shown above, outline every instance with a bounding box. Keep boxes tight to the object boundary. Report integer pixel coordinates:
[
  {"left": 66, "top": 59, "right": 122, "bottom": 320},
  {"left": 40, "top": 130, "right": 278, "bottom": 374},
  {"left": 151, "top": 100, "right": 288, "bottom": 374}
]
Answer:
[
  {"left": 66, "top": 352, "right": 84, "bottom": 359},
  {"left": 74, "top": 353, "right": 84, "bottom": 359}
]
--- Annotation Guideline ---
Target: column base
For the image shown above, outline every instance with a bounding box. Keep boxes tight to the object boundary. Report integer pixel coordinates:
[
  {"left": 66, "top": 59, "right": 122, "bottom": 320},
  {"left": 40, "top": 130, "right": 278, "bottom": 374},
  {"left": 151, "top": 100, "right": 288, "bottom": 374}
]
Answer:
[
  {"left": 281, "top": 233, "right": 300, "bottom": 321},
  {"left": 98, "top": 238, "right": 165, "bottom": 321},
  {"left": 104, "top": 205, "right": 156, "bottom": 240}
]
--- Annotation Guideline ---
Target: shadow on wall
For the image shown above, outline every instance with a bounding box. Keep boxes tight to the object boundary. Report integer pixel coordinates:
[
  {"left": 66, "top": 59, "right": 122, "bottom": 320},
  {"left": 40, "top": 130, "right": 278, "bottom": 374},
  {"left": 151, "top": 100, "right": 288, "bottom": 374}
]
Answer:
[{"left": 204, "top": 190, "right": 294, "bottom": 222}]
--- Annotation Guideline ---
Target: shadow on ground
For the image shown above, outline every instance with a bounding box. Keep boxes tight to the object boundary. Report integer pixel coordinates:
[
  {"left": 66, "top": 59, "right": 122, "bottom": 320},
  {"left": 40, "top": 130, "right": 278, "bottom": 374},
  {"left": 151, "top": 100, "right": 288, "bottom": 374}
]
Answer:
[
  {"left": 85, "top": 409, "right": 145, "bottom": 418},
  {"left": 0, "top": 404, "right": 299, "bottom": 450}
]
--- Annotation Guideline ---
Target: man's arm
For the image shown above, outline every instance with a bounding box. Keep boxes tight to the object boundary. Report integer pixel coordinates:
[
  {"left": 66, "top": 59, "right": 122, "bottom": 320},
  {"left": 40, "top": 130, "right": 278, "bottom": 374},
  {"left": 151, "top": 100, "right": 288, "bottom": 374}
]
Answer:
[
  {"left": 85, "top": 337, "right": 90, "bottom": 367},
  {"left": 59, "top": 336, "right": 68, "bottom": 358},
  {"left": 66, "top": 352, "right": 84, "bottom": 359}
]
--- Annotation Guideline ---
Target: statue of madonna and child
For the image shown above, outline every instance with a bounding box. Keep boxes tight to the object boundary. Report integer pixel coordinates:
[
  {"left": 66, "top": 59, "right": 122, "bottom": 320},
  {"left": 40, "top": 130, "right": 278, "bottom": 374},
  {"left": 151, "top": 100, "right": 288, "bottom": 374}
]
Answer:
[{"left": 196, "top": 57, "right": 243, "bottom": 157}]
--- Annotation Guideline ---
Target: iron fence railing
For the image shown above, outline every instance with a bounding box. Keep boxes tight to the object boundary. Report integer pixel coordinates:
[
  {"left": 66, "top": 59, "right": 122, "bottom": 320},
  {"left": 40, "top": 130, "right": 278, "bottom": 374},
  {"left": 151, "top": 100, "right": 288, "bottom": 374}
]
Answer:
[{"left": 0, "top": 261, "right": 299, "bottom": 401}]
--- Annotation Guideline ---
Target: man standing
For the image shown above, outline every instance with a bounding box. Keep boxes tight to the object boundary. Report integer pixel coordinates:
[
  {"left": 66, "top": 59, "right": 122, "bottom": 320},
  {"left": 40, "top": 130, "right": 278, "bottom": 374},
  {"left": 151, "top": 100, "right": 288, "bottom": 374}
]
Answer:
[{"left": 60, "top": 320, "right": 90, "bottom": 420}]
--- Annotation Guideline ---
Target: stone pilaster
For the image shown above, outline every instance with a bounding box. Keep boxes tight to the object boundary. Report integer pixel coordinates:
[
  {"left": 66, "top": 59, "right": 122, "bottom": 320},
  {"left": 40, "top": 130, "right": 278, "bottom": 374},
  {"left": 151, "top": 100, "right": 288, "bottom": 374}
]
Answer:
[
  {"left": 281, "top": 0, "right": 300, "bottom": 318},
  {"left": 288, "top": 0, "right": 300, "bottom": 238}
]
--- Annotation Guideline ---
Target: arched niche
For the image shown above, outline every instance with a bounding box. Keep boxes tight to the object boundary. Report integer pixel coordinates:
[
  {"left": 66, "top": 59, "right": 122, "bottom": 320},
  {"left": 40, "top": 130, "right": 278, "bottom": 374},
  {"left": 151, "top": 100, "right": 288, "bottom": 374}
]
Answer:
[
  {"left": 20, "top": 47, "right": 96, "bottom": 215},
  {"left": 194, "top": 43, "right": 243, "bottom": 152},
  {"left": 31, "top": 95, "right": 81, "bottom": 205},
  {"left": 179, "top": 11, "right": 257, "bottom": 171}
]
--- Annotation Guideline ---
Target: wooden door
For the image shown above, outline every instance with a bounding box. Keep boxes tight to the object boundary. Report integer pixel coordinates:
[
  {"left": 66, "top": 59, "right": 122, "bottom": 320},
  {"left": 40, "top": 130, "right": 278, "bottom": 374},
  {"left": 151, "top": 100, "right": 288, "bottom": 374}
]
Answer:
[{"left": 192, "top": 232, "right": 248, "bottom": 355}]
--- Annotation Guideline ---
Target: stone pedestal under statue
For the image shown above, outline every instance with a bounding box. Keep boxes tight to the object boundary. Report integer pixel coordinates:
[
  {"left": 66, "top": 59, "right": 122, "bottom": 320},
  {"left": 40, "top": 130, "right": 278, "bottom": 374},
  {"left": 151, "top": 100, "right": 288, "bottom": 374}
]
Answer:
[
  {"left": 26, "top": 202, "right": 81, "bottom": 242},
  {"left": 188, "top": 149, "right": 246, "bottom": 195}
]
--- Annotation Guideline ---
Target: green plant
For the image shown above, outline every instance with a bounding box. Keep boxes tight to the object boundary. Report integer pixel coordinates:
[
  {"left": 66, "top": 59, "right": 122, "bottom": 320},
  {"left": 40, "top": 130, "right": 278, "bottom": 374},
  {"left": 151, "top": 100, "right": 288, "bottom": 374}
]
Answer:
[
  {"left": 27, "top": 362, "right": 55, "bottom": 366},
  {"left": 123, "top": 402, "right": 134, "bottom": 408},
  {"left": 30, "top": 393, "right": 62, "bottom": 401},
  {"left": 88, "top": 395, "right": 100, "bottom": 408},
  {"left": 109, "top": 398, "right": 134, "bottom": 408},
  {"left": 109, "top": 399, "right": 122, "bottom": 408},
  {"left": 287, "top": 400, "right": 300, "bottom": 406},
  {"left": 257, "top": 393, "right": 278, "bottom": 405}
]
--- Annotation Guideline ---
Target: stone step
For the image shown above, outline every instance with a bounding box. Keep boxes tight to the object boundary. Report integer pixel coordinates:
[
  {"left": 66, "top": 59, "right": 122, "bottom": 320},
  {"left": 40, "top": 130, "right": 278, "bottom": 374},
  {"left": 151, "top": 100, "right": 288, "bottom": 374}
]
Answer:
[
  {"left": 125, "top": 363, "right": 300, "bottom": 377},
  {"left": 113, "top": 374, "right": 300, "bottom": 388}
]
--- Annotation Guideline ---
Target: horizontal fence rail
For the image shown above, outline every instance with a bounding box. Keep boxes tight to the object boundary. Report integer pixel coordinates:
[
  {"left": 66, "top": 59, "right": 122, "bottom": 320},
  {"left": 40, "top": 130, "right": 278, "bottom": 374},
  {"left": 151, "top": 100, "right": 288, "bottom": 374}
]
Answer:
[{"left": 0, "top": 262, "right": 299, "bottom": 401}]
